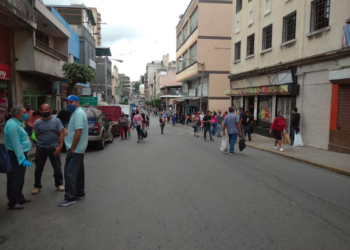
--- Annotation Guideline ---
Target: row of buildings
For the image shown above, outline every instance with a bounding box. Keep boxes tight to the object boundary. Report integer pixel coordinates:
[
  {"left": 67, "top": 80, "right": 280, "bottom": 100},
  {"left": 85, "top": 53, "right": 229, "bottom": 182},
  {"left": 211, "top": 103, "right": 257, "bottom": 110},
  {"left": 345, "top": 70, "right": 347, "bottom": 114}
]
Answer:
[
  {"left": 0, "top": 0, "right": 130, "bottom": 118},
  {"left": 142, "top": 0, "right": 350, "bottom": 154}
]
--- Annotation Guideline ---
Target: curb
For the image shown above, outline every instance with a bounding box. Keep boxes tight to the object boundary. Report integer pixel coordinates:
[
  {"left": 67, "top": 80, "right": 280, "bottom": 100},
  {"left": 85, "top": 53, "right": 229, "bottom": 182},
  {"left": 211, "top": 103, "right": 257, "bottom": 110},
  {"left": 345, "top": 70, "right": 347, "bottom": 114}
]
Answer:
[{"left": 175, "top": 124, "right": 350, "bottom": 177}]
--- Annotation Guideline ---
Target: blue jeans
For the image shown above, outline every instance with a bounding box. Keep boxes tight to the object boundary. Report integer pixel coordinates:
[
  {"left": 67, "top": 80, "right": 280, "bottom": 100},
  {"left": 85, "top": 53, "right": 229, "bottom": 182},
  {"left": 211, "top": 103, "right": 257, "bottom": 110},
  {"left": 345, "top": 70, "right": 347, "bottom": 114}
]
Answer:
[
  {"left": 290, "top": 127, "right": 295, "bottom": 145},
  {"left": 204, "top": 127, "right": 212, "bottom": 140},
  {"left": 228, "top": 133, "right": 238, "bottom": 154},
  {"left": 211, "top": 123, "right": 217, "bottom": 135},
  {"left": 194, "top": 124, "right": 199, "bottom": 134},
  {"left": 216, "top": 124, "right": 222, "bottom": 136}
]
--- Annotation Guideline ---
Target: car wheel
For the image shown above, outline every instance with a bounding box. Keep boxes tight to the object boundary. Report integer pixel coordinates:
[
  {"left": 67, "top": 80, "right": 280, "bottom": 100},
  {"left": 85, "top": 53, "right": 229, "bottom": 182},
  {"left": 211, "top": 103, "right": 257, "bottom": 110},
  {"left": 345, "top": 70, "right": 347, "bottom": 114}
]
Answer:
[
  {"left": 108, "top": 131, "right": 114, "bottom": 143},
  {"left": 97, "top": 132, "right": 105, "bottom": 150}
]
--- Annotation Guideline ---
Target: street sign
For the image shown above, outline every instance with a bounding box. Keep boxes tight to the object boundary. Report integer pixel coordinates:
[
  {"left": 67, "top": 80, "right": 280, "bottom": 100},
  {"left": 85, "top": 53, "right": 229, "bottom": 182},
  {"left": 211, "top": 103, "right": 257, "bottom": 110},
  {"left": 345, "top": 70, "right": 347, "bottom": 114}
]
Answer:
[{"left": 79, "top": 96, "right": 98, "bottom": 106}]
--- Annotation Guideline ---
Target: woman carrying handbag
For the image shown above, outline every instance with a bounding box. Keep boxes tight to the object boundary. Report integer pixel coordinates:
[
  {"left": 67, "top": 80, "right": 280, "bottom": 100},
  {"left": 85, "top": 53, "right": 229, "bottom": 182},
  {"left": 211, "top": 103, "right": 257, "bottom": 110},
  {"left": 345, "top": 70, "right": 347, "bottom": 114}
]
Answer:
[{"left": 270, "top": 110, "right": 287, "bottom": 152}]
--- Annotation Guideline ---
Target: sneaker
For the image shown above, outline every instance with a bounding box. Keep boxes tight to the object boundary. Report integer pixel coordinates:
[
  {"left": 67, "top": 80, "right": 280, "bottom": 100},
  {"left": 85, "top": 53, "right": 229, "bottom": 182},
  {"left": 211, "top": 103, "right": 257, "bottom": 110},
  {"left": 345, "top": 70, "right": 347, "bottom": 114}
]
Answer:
[
  {"left": 229, "top": 153, "right": 234, "bottom": 156},
  {"left": 280, "top": 148, "right": 284, "bottom": 152},
  {"left": 9, "top": 204, "right": 24, "bottom": 210},
  {"left": 32, "top": 188, "right": 41, "bottom": 195},
  {"left": 57, "top": 185, "right": 65, "bottom": 192},
  {"left": 76, "top": 196, "right": 85, "bottom": 200},
  {"left": 274, "top": 146, "right": 278, "bottom": 150},
  {"left": 59, "top": 200, "right": 77, "bottom": 207}
]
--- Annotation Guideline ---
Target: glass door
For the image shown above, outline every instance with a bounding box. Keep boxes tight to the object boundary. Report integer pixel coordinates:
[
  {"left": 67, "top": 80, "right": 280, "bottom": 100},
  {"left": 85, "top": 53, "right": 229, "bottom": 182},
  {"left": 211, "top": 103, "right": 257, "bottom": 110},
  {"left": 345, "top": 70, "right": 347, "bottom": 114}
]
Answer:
[{"left": 277, "top": 97, "right": 296, "bottom": 129}]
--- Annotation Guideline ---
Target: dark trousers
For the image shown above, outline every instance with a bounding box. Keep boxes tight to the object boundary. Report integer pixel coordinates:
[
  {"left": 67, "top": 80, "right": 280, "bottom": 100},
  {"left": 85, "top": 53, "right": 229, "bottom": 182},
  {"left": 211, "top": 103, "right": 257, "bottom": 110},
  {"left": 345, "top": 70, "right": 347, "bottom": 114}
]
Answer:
[
  {"left": 64, "top": 150, "right": 85, "bottom": 201},
  {"left": 204, "top": 127, "right": 212, "bottom": 140},
  {"left": 7, "top": 151, "right": 27, "bottom": 208},
  {"left": 35, "top": 146, "right": 63, "bottom": 188},
  {"left": 160, "top": 124, "right": 165, "bottom": 134},
  {"left": 245, "top": 124, "right": 252, "bottom": 140},
  {"left": 136, "top": 126, "right": 142, "bottom": 140}
]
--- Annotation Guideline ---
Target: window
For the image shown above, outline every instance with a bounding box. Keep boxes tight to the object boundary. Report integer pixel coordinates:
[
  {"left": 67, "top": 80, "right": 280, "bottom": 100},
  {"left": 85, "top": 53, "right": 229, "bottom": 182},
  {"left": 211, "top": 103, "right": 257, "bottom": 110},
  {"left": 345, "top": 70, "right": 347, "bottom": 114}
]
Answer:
[
  {"left": 310, "top": 0, "right": 330, "bottom": 32},
  {"left": 177, "top": 59, "right": 183, "bottom": 72},
  {"left": 234, "top": 41, "right": 241, "bottom": 61},
  {"left": 36, "top": 30, "right": 49, "bottom": 45},
  {"left": 248, "top": 8, "right": 254, "bottom": 26},
  {"left": 190, "top": 8, "right": 198, "bottom": 33},
  {"left": 91, "top": 48, "right": 95, "bottom": 61},
  {"left": 236, "top": 0, "right": 243, "bottom": 13},
  {"left": 247, "top": 34, "right": 255, "bottom": 56},
  {"left": 183, "top": 22, "right": 189, "bottom": 41},
  {"left": 190, "top": 43, "right": 197, "bottom": 62},
  {"left": 177, "top": 32, "right": 183, "bottom": 50},
  {"left": 183, "top": 50, "right": 189, "bottom": 68},
  {"left": 282, "top": 11, "right": 297, "bottom": 43},
  {"left": 265, "top": 0, "right": 272, "bottom": 14},
  {"left": 262, "top": 24, "right": 273, "bottom": 50}
]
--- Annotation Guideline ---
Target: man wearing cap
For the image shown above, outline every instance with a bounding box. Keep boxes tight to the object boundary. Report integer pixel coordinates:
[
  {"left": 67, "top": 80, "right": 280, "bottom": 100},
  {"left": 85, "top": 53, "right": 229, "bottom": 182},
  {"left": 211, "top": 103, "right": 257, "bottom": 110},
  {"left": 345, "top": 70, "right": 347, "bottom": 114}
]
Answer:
[{"left": 59, "top": 95, "right": 88, "bottom": 207}]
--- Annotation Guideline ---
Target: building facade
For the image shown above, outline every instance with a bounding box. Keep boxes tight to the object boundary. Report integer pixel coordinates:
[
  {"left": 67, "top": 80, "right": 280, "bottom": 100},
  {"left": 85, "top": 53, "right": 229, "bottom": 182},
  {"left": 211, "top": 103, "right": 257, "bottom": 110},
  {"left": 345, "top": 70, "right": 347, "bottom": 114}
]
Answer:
[
  {"left": 89, "top": 7, "right": 101, "bottom": 47},
  {"left": 176, "top": 0, "right": 232, "bottom": 114},
  {"left": 227, "top": 0, "right": 350, "bottom": 153}
]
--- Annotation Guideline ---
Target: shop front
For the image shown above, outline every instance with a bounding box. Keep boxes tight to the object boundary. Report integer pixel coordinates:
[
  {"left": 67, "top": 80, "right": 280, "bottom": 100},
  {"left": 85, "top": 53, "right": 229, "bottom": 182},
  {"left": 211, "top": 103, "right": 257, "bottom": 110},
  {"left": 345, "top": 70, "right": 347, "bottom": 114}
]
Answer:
[{"left": 225, "top": 84, "right": 299, "bottom": 137}]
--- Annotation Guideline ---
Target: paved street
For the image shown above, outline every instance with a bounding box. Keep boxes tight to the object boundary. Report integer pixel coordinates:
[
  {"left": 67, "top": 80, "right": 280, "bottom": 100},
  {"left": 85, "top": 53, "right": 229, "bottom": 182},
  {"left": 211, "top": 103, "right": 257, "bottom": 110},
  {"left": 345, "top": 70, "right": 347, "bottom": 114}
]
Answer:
[{"left": 1, "top": 118, "right": 350, "bottom": 250}]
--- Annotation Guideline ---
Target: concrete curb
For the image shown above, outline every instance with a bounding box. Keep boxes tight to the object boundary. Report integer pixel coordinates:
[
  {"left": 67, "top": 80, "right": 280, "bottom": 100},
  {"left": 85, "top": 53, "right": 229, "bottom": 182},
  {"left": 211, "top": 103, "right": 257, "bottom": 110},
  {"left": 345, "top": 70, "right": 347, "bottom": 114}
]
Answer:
[{"left": 175, "top": 124, "right": 350, "bottom": 177}]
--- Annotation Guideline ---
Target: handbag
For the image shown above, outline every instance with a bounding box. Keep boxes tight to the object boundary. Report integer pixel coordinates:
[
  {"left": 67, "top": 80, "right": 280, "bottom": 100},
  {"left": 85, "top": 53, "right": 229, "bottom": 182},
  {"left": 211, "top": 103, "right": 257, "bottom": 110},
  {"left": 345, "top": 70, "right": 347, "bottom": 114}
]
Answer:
[
  {"left": 293, "top": 133, "right": 304, "bottom": 147},
  {"left": 220, "top": 138, "right": 227, "bottom": 152},
  {"left": 142, "top": 129, "right": 148, "bottom": 138},
  {"left": 239, "top": 138, "right": 246, "bottom": 151},
  {"left": 282, "top": 132, "right": 291, "bottom": 145},
  {"left": 0, "top": 144, "right": 12, "bottom": 173}
]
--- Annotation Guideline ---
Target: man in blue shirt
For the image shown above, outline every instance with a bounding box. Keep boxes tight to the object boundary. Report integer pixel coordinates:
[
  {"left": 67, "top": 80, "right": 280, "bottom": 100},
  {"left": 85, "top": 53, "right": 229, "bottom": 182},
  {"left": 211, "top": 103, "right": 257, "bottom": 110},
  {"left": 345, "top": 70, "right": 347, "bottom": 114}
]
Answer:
[
  {"left": 59, "top": 95, "right": 88, "bottom": 207},
  {"left": 223, "top": 107, "right": 242, "bottom": 155},
  {"left": 5, "top": 106, "right": 33, "bottom": 210}
]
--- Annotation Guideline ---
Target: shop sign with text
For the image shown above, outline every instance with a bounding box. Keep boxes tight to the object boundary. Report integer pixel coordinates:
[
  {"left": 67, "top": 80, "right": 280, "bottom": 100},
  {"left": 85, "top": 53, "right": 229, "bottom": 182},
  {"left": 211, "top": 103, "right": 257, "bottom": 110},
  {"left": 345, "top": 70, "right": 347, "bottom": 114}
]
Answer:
[
  {"left": 0, "top": 63, "right": 10, "bottom": 80},
  {"left": 225, "top": 84, "right": 299, "bottom": 96}
]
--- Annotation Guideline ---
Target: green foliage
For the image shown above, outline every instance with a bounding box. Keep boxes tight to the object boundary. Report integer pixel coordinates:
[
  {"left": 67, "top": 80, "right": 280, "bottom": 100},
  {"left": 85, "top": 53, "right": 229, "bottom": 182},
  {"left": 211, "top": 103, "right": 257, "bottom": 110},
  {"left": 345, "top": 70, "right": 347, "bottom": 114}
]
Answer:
[
  {"left": 133, "top": 81, "right": 140, "bottom": 93},
  {"left": 145, "top": 101, "right": 152, "bottom": 106},
  {"left": 62, "top": 63, "right": 96, "bottom": 96},
  {"left": 151, "top": 99, "right": 161, "bottom": 107}
]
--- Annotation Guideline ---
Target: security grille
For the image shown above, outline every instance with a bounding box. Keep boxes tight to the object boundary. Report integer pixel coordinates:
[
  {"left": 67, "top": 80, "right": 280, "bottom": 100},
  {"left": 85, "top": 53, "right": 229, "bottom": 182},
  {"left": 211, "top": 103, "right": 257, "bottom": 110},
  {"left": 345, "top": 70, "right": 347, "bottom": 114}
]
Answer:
[
  {"left": 236, "top": 0, "right": 243, "bottom": 13},
  {"left": 247, "top": 34, "right": 255, "bottom": 56},
  {"left": 282, "top": 11, "right": 297, "bottom": 43},
  {"left": 262, "top": 24, "right": 273, "bottom": 50},
  {"left": 234, "top": 41, "right": 241, "bottom": 61},
  {"left": 310, "top": 0, "right": 330, "bottom": 32}
]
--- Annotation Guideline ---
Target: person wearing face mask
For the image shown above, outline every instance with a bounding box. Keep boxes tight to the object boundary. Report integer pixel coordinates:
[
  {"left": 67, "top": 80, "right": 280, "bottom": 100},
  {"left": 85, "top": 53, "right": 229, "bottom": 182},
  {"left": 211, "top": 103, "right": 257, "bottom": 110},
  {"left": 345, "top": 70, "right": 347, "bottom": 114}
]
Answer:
[
  {"left": 59, "top": 95, "right": 88, "bottom": 207},
  {"left": 4, "top": 106, "right": 33, "bottom": 210},
  {"left": 31, "top": 103, "right": 65, "bottom": 195},
  {"left": 270, "top": 110, "right": 287, "bottom": 152},
  {"left": 25, "top": 104, "right": 34, "bottom": 137},
  {"left": 290, "top": 107, "right": 300, "bottom": 146}
]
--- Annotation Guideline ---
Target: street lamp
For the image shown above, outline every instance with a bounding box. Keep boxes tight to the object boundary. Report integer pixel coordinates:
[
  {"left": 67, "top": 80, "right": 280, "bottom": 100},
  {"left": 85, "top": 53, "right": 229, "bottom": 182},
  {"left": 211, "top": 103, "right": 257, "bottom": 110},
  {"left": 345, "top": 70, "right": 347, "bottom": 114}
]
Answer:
[{"left": 178, "top": 57, "right": 205, "bottom": 112}]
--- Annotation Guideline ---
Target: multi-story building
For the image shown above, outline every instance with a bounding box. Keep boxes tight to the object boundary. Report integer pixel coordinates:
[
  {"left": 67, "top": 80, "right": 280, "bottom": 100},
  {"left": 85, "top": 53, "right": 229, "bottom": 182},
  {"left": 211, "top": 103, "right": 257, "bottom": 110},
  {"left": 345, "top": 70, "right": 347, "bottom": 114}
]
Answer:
[
  {"left": 93, "top": 47, "right": 112, "bottom": 104},
  {"left": 89, "top": 7, "right": 102, "bottom": 47},
  {"left": 227, "top": 0, "right": 350, "bottom": 153},
  {"left": 145, "top": 54, "right": 169, "bottom": 100},
  {"left": 112, "top": 65, "right": 121, "bottom": 104},
  {"left": 176, "top": 0, "right": 232, "bottom": 114},
  {"left": 122, "top": 75, "right": 131, "bottom": 97}
]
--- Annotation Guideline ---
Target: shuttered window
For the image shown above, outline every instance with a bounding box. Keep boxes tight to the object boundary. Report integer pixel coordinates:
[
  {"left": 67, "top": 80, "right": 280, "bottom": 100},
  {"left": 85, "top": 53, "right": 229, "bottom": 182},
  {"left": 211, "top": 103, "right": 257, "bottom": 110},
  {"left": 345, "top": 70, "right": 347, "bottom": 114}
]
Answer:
[{"left": 338, "top": 85, "right": 350, "bottom": 132}]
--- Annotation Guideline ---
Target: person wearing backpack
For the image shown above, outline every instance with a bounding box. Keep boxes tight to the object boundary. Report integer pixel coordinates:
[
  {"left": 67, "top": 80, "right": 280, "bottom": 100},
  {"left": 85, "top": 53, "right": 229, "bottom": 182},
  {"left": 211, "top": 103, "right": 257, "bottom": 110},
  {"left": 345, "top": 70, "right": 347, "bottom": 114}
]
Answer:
[
  {"left": 118, "top": 112, "right": 129, "bottom": 140},
  {"left": 216, "top": 110, "right": 223, "bottom": 137},
  {"left": 270, "top": 110, "right": 287, "bottom": 152}
]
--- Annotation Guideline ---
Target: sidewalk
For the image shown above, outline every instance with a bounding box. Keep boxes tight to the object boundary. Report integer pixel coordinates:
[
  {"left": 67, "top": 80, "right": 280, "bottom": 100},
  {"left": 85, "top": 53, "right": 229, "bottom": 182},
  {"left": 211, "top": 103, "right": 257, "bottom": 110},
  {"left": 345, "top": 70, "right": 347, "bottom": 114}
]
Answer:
[{"left": 176, "top": 123, "right": 350, "bottom": 177}]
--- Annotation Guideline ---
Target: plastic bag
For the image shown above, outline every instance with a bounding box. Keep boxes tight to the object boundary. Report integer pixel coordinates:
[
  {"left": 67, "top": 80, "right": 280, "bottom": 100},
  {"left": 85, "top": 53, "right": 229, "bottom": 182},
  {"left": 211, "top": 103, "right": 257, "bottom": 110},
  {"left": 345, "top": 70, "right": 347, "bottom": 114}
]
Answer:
[
  {"left": 0, "top": 144, "right": 12, "bottom": 173},
  {"left": 220, "top": 138, "right": 227, "bottom": 152},
  {"left": 239, "top": 139, "right": 246, "bottom": 151},
  {"left": 293, "top": 133, "right": 304, "bottom": 147}
]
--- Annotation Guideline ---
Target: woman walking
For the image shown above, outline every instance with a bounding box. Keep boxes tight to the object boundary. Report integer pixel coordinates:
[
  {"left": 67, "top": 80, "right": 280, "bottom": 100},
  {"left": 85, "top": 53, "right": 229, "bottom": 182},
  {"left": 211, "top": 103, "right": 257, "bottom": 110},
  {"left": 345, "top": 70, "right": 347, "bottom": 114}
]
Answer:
[
  {"left": 159, "top": 115, "right": 166, "bottom": 134},
  {"left": 211, "top": 111, "right": 217, "bottom": 136},
  {"left": 133, "top": 110, "right": 144, "bottom": 143},
  {"left": 118, "top": 112, "right": 129, "bottom": 140},
  {"left": 192, "top": 112, "right": 200, "bottom": 137},
  {"left": 270, "top": 111, "right": 287, "bottom": 152}
]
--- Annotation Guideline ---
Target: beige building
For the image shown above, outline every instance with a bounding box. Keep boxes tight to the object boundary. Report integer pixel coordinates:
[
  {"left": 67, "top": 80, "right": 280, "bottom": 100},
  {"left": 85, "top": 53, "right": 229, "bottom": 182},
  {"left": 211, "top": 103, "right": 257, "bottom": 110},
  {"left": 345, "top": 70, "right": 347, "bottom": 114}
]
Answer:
[
  {"left": 111, "top": 65, "right": 121, "bottom": 104},
  {"left": 89, "top": 7, "right": 101, "bottom": 47},
  {"left": 228, "top": 0, "right": 350, "bottom": 153},
  {"left": 175, "top": 0, "right": 232, "bottom": 114}
]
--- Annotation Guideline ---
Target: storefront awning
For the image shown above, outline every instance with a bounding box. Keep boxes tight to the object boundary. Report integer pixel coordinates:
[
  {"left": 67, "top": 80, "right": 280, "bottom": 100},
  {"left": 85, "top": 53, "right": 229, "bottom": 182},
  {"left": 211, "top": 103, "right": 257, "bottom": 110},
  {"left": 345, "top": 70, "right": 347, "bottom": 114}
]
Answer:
[{"left": 225, "top": 84, "right": 300, "bottom": 96}]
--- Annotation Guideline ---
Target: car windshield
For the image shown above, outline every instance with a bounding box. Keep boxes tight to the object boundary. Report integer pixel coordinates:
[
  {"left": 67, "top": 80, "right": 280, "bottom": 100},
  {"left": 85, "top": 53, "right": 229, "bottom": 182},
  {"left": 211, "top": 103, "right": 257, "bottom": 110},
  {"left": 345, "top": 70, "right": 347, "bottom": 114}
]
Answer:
[{"left": 84, "top": 109, "right": 96, "bottom": 121}]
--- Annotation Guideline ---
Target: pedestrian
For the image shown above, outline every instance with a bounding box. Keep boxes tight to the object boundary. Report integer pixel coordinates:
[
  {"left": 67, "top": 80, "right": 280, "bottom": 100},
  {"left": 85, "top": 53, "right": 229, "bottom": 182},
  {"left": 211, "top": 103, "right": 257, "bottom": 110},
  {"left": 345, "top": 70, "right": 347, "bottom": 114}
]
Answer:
[
  {"left": 192, "top": 112, "right": 200, "bottom": 137},
  {"left": 52, "top": 109, "right": 58, "bottom": 118},
  {"left": 181, "top": 113, "right": 185, "bottom": 125},
  {"left": 199, "top": 111, "right": 205, "bottom": 131},
  {"left": 59, "top": 95, "right": 88, "bottom": 207},
  {"left": 223, "top": 111, "right": 228, "bottom": 120},
  {"left": 239, "top": 107, "right": 247, "bottom": 140},
  {"left": 126, "top": 114, "right": 132, "bottom": 138},
  {"left": 159, "top": 115, "right": 166, "bottom": 134},
  {"left": 172, "top": 114, "right": 176, "bottom": 126},
  {"left": 202, "top": 110, "right": 214, "bottom": 141},
  {"left": 167, "top": 112, "right": 170, "bottom": 124},
  {"left": 290, "top": 107, "right": 300, "bottom": 146},
  {"left": 222, "top": 107, "right": 241, "bottom": 155},
  {"left": 245, "top": 110, "right": 253, "bottom": 141},
  {"left": 216, "top": 110, "right": 223, "bottom": 137},
  {"left": 31, "top": 103, "right": 65, "bottom": 196},
  {"left": 186, "top": 114, "right": 190, "bottom": 125},
  {"left": 33, "top": 110, "right": 42, "bottom": 123},
  {"left": 270, "top": 110, "right": 287, "bottom": 152},
  {"left": 133, "top": 110, "right": 144, "bottom": 143},
  {"left": 146, "top": 115, "right": 150, "bottom": 128},
  {"left": 211, "top": 111, "right": 217, "bottom": 136},
  {"left": 118, "top": 112, "right": 129, "bottom": 141},
  {"left": 25, "top": 104, "right": 34, "bottom": 137},
  {"left": 5, "top": 106, "right": 33, "bottom": 210}
]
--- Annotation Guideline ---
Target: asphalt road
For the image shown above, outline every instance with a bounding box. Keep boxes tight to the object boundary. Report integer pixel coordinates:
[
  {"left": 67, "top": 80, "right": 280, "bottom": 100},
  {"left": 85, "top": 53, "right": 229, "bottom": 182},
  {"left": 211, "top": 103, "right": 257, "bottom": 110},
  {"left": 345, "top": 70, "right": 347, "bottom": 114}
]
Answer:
[{"left": 1, "top": 117, "right": 350, "bottom": 250}]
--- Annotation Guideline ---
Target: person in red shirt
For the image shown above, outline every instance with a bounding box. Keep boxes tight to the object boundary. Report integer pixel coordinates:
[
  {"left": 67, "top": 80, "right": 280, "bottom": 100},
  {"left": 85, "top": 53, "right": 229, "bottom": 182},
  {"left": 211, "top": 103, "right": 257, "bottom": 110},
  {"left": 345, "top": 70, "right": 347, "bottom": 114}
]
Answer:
[
  {"left": 25, "top": 104, "right": 35, "bottom": 136},
  {"left": 270, "top": 110, "right": 287, "bottom": 152}
]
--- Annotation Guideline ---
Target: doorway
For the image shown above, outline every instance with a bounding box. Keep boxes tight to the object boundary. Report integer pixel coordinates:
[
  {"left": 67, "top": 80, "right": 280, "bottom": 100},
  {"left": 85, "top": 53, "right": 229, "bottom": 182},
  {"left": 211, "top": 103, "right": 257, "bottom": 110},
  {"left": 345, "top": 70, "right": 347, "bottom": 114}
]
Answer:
[{"left": 277, "top": 97, "right": 296, "bottom": 129}]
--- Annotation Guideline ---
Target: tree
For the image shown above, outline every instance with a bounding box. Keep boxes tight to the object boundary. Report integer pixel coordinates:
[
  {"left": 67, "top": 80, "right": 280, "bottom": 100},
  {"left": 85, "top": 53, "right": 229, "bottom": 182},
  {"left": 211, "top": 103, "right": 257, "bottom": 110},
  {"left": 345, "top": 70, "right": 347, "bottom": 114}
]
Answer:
[
  {"left": 133, "top": 81, "right": 140, "bottom": 93},
  {"left": 152, "top": 99, "right": 161, "bottom": 107},
  {"left": 62, "top": 63, "right": 96, "bottom": 96}
]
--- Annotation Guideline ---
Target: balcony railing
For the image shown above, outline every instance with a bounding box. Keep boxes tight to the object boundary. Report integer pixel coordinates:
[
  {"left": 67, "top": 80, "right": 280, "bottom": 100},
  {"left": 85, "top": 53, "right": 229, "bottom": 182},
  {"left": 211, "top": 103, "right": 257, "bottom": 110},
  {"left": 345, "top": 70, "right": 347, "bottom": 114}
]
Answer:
[
  {"left": 0, "top": 0, "right": 36, "bottom": 24},
  {"left": 35, "top": 39, "right": 68, "bottom": 62}
]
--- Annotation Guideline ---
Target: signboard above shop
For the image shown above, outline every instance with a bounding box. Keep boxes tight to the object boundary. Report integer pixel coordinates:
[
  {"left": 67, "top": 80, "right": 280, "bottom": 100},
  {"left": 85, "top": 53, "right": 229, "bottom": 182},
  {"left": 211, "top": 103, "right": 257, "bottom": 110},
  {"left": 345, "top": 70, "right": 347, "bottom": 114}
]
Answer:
[
  {"left": 225, "top": 84, "right": 299, "bottom": 96},
  {"left": 0, "top": 63, "right": 10, "bottom": 81},
  {"left": 79, "top": 96, "right": 98, "bottom": 106}
]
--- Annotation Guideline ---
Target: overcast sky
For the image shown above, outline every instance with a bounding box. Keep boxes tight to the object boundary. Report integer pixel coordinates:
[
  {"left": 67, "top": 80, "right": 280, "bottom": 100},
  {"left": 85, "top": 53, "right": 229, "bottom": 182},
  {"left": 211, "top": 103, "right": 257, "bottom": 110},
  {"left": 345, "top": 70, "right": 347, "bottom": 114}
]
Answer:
[{"left": 44, "top": 0, "right": 190, "bottom": 81}]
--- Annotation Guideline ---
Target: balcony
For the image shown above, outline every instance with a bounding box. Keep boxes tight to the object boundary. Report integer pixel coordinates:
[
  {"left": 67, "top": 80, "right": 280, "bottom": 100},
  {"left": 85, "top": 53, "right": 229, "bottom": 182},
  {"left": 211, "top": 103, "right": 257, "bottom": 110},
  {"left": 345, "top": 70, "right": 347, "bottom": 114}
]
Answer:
[
  {"left": 35, "top": 39, "right": 68, "bottom": 62},
  {"left": 0, "top": 0, "right": 37, "bottom": 29}
]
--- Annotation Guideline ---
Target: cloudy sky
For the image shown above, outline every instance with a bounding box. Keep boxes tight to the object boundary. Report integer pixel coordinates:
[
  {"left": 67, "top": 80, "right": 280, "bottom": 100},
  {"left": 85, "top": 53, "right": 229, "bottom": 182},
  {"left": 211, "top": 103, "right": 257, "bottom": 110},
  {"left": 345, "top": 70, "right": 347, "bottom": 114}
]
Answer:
[{"left": 44, "top": 0, "right": 190, "bottom": 81}]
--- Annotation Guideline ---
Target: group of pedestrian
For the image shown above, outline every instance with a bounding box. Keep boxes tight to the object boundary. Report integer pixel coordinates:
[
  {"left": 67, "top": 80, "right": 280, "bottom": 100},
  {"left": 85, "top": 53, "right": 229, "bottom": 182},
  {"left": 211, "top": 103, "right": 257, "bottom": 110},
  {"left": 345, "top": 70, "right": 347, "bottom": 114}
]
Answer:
[{"left": 3, "top": 95, "right": 88, "bottom": 210}]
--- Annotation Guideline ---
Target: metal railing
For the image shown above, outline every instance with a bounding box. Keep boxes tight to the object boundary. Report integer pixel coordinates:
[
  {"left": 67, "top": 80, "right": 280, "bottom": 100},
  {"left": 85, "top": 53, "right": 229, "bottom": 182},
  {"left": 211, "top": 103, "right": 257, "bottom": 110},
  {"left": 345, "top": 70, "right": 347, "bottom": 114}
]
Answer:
[
  {"left": 35, "top": 39, "right": 68, "bottom": 62},
  {"left": 0, "top": 0, "right": 37, "bottom": 24}
]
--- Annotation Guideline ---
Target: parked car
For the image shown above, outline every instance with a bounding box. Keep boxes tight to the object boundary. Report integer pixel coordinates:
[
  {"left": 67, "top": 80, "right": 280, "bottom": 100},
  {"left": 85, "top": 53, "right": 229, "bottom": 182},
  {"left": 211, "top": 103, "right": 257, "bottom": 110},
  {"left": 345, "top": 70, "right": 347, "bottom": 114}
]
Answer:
[{"left": 84, "top": 108, "right": 114, "bottom": 150}]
